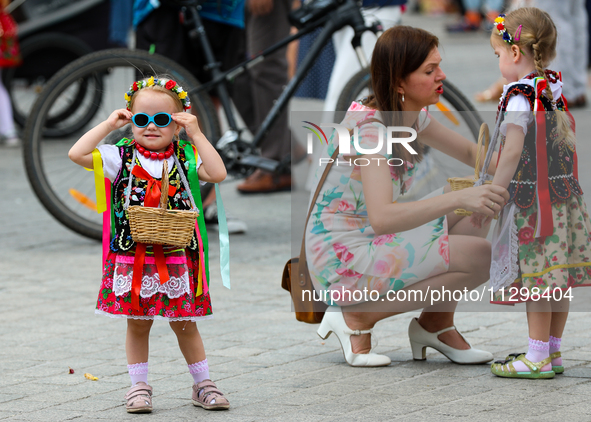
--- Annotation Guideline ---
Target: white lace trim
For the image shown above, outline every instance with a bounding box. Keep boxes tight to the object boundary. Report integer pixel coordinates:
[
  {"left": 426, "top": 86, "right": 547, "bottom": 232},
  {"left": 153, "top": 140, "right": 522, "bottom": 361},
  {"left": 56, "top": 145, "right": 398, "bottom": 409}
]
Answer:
[
  {"left": 95, "top": 309, "right": 213, "bottom": 322},
  {"left": 113, "top": 273, "right": 190, "bottom": 299},
  {"left": 490, "top": 203, "right": 520, "bottom": 292}
]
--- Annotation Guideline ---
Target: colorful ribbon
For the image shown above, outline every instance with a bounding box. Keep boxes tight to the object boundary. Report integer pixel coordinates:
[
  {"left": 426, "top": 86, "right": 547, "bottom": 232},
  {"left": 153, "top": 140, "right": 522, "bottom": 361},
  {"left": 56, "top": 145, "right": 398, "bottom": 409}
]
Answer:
[
  {"left": 183, "top": 142, "right": 210, "bottom": 296},
  {"left": 92, "top": 149, "right": 107, "bottom": 214},
  {"left": 182, "top": 140, "right": 234, "bottom": 296},
  {"left": 533, "top": 77, "right": 553, "bottom": 238},
  {"left": 89, "top": 149, "right": 110, "bottom": 269},
  {"left": 215, "top": 183, "right": 231, "bottom": 289}
]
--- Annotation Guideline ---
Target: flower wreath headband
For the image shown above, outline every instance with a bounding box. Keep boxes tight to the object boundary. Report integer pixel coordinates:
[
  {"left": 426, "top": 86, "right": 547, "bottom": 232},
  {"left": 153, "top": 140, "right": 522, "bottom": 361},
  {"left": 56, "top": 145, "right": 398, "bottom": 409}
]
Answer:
[
  {"left": 494, "top": 14, "right": 525, "bottom": 55},
  {"left": 125, "top": 77, "right": 191, "bottom": 112}
]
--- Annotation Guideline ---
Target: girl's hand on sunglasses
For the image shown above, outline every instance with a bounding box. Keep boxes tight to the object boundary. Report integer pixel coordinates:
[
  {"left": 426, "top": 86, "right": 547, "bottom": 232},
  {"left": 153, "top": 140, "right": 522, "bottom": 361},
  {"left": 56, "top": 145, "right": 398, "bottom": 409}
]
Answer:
[
  {"left": 171, "top": 112, "right": 202, "bottom": 140},
  {"left": 106, "top": 109, "right": 133, "bottom": 131}
]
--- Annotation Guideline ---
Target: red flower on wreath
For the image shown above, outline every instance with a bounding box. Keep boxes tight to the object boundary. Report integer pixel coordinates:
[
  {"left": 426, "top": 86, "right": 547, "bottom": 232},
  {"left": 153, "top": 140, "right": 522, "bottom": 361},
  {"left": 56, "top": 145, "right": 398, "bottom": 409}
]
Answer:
[
  {"left": 132, "top": 82, "right": 139, "bottom": 91},
  {"left": 166, "top": 80, "right": 177, "bottom": 90},
  {"left": 518, "top": 226, "right": 534, "bottom": 244},
  {"left": 497, "top": 23, "right": 504, "bottom": 30}
]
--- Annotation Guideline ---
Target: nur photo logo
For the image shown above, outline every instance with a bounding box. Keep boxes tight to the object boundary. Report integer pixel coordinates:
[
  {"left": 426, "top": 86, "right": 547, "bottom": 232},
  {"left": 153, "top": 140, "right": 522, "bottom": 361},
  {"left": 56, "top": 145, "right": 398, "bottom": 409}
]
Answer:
[{"left": 302, "top": 121, "right": 419, "bottom": 167}]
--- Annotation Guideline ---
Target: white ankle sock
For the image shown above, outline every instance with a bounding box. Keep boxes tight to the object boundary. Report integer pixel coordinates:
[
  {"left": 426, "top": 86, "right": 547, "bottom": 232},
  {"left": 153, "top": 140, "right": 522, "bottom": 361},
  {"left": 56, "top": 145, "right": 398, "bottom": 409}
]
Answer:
[
  {"left": 506, "top": 338, "right": 550, "bottom": 373},
  {"left": 525, "top": 338, "right": 550, "bottom": 363},
  {"left": 188, "top": 359, "right": 209, "bottom": 384},
  {"left": 128, "top": 362, "right": 149, "bottom": 386},
  {"left": 549, "top": 336, "right": 562, "bottom": 365}
]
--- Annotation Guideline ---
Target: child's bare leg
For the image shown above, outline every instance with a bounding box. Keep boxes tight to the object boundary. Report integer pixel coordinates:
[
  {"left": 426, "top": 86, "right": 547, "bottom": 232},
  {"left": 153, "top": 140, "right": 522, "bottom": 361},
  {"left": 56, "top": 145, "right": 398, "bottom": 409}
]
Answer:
[
  {"left": 170, "top": 321, "right": 206, "bottom": 363},
  {"left": 526, "top": 300, "right": 552, "bottom": 342},
  {"left": 170, "top": 321, "right": 229, "bottom": 409},
  {"left": 550, "top": 296, "right": 570, "bottom": 337},
  {"left": 549, "top": 297, "right": 570, "bottom": 368},
  {"left": 126, "top": 319, "right": 153, "bottom": 385},
  {"left": 170, "top": 321, "right": 211, "bottom": 384},
  {"left": 127, "top": 319, "right": 153, "bottom": 363}
]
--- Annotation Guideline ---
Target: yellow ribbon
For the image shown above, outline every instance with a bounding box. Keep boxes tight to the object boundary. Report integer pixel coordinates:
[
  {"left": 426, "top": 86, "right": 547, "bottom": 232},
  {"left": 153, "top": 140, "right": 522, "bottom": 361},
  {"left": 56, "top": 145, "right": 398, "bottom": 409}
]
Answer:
[
  {"left": 92, "top": 149, "right": 107, "bottom": 214},
  {"left": 196, "top": 263, "right": 203, "bottom": 297}
]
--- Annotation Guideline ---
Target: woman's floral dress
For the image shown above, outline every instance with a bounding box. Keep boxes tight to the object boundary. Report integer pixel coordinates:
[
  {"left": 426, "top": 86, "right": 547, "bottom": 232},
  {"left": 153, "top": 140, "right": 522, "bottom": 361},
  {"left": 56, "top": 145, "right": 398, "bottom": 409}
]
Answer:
[{"left": 305, "top": 102, "right": 450, "bottom": 306}]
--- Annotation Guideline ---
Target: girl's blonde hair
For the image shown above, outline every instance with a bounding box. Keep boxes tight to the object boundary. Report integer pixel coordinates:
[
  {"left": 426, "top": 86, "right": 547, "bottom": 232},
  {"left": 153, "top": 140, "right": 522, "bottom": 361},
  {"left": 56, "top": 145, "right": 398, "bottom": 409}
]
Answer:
[{"left": 492, "top": 7, "right": 575, "bottom": 147}]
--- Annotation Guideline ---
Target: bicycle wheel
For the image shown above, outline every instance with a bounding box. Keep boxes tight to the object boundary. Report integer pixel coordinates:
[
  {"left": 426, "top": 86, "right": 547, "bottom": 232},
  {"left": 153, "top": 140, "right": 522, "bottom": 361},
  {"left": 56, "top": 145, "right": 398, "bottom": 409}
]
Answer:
[
  {"left": 335, "top": 68, "right": 485, "bottom": 200},
  {"left": 2, "top": 33, "right": 97, "bottom": 135},
  {"left": 23, "top": 49, "right": 221, "bottom": 240}
]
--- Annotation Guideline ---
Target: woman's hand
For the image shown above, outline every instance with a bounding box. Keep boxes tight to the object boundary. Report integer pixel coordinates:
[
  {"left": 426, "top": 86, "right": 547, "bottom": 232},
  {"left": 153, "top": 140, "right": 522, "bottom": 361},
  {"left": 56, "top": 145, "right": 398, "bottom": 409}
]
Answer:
[
  {"left": 106, "top": 109, "right": 133, "bottom": 131},
  {"left": 457, "top": 184, "right": 508, "bottom": 218},
  {"left": 172, "top": 112, "right": 202, "bottom": 141}
]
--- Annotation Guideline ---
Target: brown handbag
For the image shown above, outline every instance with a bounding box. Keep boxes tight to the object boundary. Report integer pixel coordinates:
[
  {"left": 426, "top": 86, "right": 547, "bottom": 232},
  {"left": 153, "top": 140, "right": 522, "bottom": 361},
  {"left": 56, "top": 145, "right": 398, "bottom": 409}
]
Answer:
[{"left": 281, "top": 148, "right": 339, "bottom": 323}]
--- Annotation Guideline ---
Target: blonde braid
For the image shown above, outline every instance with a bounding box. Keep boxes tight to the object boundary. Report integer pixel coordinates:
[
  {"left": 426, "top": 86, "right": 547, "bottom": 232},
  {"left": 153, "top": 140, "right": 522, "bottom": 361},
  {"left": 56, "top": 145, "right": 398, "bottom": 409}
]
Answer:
[
  {"left": 532, "top": 43, "right": 554, "bottom": 101},
  {"left": 532, "top": 42, "right": 576, "bottom": 146}
]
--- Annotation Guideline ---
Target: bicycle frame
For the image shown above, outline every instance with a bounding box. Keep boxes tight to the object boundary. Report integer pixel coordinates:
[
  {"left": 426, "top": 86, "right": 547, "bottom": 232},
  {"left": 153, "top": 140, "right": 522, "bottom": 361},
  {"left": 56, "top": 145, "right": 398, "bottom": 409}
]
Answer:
[{"left": 181, "top": 0, "right": 382, "bottom": 174}]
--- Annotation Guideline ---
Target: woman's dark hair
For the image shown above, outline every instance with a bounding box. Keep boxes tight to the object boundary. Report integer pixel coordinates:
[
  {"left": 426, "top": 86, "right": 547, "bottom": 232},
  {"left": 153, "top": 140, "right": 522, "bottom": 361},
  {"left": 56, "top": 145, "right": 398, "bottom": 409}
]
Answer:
[{"left": 364, "top": 26, "right": 439, "bottom": 169}]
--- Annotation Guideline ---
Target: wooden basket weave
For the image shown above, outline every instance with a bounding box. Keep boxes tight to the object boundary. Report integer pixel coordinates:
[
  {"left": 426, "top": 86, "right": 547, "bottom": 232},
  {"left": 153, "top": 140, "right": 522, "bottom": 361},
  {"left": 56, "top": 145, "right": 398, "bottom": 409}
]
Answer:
[
  {"left": 128, "top": 160, "right": 198, "bottom": 247},
  {"left": 447, "top": 123, "right": 492, "bottom": 216}
]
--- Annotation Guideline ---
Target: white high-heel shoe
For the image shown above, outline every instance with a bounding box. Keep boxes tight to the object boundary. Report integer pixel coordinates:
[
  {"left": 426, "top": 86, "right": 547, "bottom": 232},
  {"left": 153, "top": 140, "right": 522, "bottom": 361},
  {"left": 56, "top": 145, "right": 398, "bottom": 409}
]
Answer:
[
  {"left": 317, "top": 306, "right": 391, "bottom": 367},
  {"left": 408, "top": 318, "right": 493, "bottom": 364}
]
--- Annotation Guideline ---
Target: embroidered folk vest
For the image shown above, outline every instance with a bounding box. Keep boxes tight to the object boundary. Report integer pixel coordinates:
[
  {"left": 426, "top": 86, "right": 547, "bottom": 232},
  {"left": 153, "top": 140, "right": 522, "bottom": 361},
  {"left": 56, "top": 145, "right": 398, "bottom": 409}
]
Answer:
[
  {"left": 110, "top": 140, "right": 199, "bottom": 252},
  {"left": 498, "top": 83, "right": 582, "bottom": 209}
]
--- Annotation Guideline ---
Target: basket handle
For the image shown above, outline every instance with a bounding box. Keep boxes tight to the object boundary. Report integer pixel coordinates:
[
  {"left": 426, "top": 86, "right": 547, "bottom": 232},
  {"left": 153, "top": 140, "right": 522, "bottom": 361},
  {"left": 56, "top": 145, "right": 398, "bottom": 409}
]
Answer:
[
  {"left": 474, "top": 123, "right": 490, "bottom": 179},
  {"left": 159, "top": 160, "right": 169, "bottom": 209}
]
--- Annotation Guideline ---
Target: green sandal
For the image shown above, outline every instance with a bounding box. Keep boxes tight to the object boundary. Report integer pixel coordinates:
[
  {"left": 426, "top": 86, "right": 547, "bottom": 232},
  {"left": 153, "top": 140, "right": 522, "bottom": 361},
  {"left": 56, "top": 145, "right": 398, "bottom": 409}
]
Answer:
[
  {"left": 491, "top": 353, "right": 555, "bottom": 379},
  {"left": 550, "top": 352, "right": 564, "bottom": 374},
  {"left": 501, "top": 352, "right": 564, "bottom": 375}
]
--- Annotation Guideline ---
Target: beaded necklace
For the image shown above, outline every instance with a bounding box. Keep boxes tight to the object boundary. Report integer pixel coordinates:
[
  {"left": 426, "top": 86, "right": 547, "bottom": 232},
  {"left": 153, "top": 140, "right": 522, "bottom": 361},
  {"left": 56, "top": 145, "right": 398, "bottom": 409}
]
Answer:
[{"left": 135, "top": 142, "right": 174, "bottom": 160}]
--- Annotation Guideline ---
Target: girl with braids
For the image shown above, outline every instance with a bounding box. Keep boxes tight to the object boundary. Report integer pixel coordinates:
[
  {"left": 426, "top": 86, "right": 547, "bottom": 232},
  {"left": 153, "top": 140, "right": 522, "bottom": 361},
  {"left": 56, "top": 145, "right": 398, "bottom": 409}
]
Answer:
[{"left": 471, "top": 7, "right": 591, "bottom": 379}]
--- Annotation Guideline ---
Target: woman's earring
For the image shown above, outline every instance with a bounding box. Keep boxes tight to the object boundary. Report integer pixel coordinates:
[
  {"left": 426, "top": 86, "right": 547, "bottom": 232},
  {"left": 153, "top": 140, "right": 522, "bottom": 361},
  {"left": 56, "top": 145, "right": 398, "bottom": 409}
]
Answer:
[{"left": 402, "top": 94, "right": 405, "bottom": 102}]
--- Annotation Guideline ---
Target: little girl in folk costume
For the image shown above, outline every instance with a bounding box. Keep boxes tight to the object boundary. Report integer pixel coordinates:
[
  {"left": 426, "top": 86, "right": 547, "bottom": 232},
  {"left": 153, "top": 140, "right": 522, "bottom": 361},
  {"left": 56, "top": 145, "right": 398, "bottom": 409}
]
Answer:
[
  {"left": 471, "top": 8, "right": 591, "bottom": 379},
  {"left": 69, "top": 77, "right": 230, "bottom": 411}
]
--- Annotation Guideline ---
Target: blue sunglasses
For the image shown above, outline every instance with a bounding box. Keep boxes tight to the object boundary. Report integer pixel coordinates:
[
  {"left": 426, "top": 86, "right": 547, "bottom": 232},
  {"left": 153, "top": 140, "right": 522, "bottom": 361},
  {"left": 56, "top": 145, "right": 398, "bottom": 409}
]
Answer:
[{"left": 132, "top": 112, "right": 172, "bottom": 128}]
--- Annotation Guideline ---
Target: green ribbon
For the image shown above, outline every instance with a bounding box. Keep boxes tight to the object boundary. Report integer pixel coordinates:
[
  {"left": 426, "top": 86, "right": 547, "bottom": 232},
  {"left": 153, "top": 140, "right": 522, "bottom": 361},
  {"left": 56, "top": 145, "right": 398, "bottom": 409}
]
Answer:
[
  {"left": 181, "top": 140, "right": 210, "bottom": 290},
  {"left": 215, "top": 183, "right": 231, "bottom": 289}
]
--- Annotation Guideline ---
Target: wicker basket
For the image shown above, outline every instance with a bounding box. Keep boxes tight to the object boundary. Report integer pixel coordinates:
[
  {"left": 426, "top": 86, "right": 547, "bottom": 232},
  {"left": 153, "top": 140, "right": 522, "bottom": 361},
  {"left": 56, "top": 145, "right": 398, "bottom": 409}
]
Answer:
[
  {"left": 128, "top": 160, "right": 199, "bottom": 247},
  {"left": 447, "top": 123, "right": 492, "bottom": 216}
]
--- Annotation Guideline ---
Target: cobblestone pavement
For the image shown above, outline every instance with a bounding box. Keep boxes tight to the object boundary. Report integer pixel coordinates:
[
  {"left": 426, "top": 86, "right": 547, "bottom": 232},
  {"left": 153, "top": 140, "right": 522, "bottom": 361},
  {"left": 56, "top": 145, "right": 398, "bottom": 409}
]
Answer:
[{"left": 1, "top": 11, "right": 591, "bottom": 422}]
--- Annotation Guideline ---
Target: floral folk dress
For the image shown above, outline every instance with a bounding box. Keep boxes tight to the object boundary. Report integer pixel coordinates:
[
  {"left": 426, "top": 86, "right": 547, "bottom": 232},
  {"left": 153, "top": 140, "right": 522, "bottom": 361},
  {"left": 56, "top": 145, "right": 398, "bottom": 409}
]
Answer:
[
  {"left": 489, "top": 72, "right": 591, "bottom": 304},
  {"left": 305, "top": 102, "right": 450, "bottom": 306},
  {"left": 95, "top": 140, "right": 212, "bottom": 321}
]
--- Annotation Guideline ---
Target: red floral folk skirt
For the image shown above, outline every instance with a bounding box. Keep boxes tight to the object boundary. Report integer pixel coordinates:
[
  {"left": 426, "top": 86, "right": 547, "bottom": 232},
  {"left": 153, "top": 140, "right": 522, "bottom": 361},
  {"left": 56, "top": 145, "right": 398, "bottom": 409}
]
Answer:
[{"left": 96, "top": 247, "right": 212, "bottom": 321}]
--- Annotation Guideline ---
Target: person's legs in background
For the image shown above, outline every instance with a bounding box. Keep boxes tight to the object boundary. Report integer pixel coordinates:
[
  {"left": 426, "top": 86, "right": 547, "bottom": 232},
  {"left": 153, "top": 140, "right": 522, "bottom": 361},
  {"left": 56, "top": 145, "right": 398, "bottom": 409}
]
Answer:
[
  {"left": 536, "top": 0, "right": 588, "bottom": 107},
  {"left": 237, "top": 0, "right": 293, "bottom": 194},
  {"left": 446, "top": 0, "right": 502, "bottom": 32},
  {"left": 0, "top": 70, "right": 19, "bottom": 147}
]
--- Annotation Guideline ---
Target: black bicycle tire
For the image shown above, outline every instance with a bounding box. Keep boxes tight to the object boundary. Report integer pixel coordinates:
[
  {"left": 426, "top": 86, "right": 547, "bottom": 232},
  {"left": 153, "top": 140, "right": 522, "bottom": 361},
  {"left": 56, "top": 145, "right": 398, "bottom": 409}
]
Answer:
[
  {"left": 335, "top": 68, "right": 483, "bottom": 141},
  {"left": 23, "top": 48, "right": 221, "bottom": 240},
  {"left": 2, "top": 33, "right": 96, "bottom": 131}
]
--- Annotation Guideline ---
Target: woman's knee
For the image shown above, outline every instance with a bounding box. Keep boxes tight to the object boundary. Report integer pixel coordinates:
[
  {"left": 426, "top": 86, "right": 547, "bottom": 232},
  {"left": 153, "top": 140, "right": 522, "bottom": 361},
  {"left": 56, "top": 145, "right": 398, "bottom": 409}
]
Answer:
[{"left": 449, "top": 235, "right": 491, "bottom": 273}]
